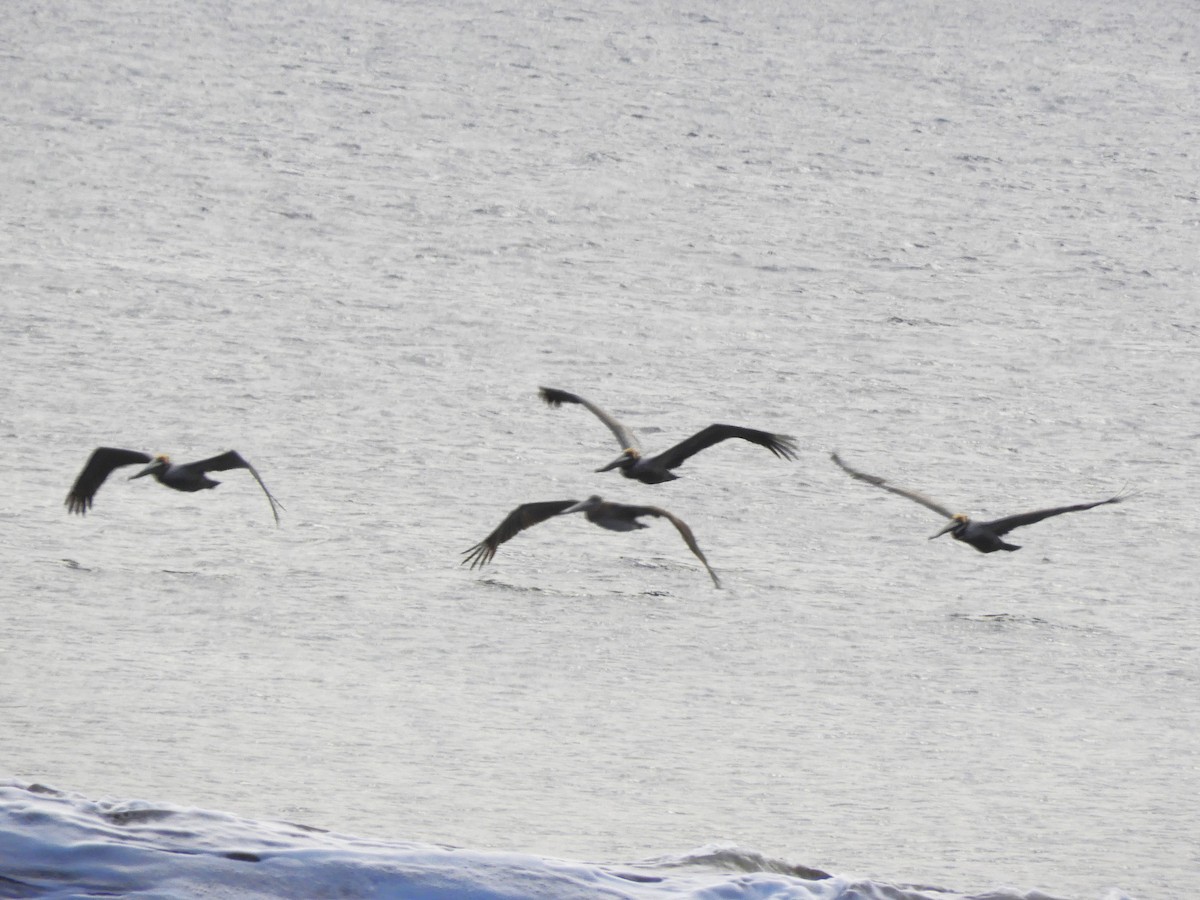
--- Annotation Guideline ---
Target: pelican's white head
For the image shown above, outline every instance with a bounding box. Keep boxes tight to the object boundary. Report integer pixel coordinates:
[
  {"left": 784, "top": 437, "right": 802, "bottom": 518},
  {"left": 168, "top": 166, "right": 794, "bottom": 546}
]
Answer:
[
  {"left": 130, "top": 454, "right": 170, "bottom": 480},
  {"left": 595, "top": 448, "right": 639, "bottom": 473},
  {"left": 563, "top": 495, "right": 604, "bottom": 515},
  {"left": 929, "top": 513, "right": 969, "bottom": 540}
]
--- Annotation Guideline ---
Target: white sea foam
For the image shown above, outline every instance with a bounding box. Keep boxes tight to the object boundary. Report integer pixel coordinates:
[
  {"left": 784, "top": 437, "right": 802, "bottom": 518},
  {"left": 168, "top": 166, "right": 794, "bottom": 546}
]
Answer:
[{"left": 2, "top": 781, "right": 1121, "bottom": 900}]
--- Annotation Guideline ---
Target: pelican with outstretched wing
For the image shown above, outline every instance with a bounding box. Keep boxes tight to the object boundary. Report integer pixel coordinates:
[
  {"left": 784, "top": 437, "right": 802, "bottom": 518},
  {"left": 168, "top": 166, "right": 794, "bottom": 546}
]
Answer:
[
  {"left": 831, "top": 452, "right": 1124, "bottom": 553},
  {"left": 66, "top": 447, "right": 283, "bottom": 525},
  {"left": 539, "top": 387, "right": 796, "bottom": 484},
  {"left": 463, "top": 495, "right": 721, "bottom": 587}
]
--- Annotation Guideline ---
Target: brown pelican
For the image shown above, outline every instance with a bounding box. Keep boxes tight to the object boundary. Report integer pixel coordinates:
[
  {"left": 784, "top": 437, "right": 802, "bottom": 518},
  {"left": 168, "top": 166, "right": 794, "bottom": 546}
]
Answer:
[
  {"left": 831, "top": 452, "right": 1124, "bottom": 553},
  {"left": 539, "top": 387, "right": 797, "bottom": 484},
  {"left": 65, "top": 447, "right": 283, "bottom": 525},
  {"left": 462, "top": 495, "right": 721, "bottom": 587}
]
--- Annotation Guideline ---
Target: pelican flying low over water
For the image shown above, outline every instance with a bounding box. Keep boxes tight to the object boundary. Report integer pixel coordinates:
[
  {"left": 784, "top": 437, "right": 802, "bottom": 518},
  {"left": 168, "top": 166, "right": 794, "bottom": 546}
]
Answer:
[
  {"left": 831, "top": 452, "right": 1124, "bottom": 553},
  {"left": 463, "top": 495, "right": 721, "bottom": 587},
  {"left": 66, "top": 448, "right": 283, "bottom": 525},
  {"left": 539, "top": 387, "right": 797, "bottom": 484}
]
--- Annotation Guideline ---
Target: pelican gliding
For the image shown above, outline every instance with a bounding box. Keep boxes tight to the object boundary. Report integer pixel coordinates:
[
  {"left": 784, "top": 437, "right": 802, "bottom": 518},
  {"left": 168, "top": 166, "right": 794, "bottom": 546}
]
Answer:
[
  {"left": 831, "top": 451, "right": 1125, "bottom": 553},
  {"left": 66, "top": 447, "right": 283, "bottom": 525},
  {"left": 463, "top": 494, "right": 721, "bottom": 587},
  {"left": 539, "top": 387, "right": 797, "bottom": 484}
]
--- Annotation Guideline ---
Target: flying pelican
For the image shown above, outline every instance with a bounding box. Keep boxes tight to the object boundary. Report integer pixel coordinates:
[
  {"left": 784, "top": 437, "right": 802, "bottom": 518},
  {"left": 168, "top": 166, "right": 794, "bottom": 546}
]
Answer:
[
  {"left": 65, "top": 447, "right": 283, "bottom": 525},
  {"left": 539, "top": 387, "right": 797, "bottom": 484},
  {"left": 462, "top": 495, "right": 721, "bottom": 587},
  {"left": 831, "top": 452, "right": 1124, "bottom": 553}
]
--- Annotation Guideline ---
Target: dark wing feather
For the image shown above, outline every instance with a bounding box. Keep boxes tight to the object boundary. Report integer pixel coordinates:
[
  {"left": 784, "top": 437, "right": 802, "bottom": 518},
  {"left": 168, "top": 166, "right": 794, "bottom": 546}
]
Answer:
[
  {"left": 830, "top": 452, "right": 956, "bottom": 520},
  {"left": 65, "top": 447, "right": 152, "bottom": 515},
  {"left": 187, "top": 450, "right": 254, "bottom": 473},
  {"left": 652, "top": 424, "right": 798, "bottom": 471},
  {"left": 462, "top": 500, "right": 579, "bottom": 569},
  {"left": 187, "top": 450, "right": 284, "bottom": 526},
  {"left": 538, "top": 387, "right": 640, "bottom": 451},
  {"left": 632, "top": 505, "right": 722, "bottom": 588},
  {"left": 983, "top": 495, "right": 1125, "bottom": 536}
]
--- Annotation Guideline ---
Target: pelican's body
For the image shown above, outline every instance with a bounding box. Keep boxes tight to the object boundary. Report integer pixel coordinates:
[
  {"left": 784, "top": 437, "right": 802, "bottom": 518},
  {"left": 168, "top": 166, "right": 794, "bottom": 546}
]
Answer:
[
  {"left": 463, "top": 494, "right": 721, "bottom": 587},
  {"left": 139, "top": 458, "right": 220, "bottom": 493},
  {"left": 539, "top": 387, "right": 797, "bottom": 484},
  {"left": 831, "top": 452, "right": 1124, "bottom": 553},
  {"left": 66, "top": 447, "right": 283, "bottom": 525}
]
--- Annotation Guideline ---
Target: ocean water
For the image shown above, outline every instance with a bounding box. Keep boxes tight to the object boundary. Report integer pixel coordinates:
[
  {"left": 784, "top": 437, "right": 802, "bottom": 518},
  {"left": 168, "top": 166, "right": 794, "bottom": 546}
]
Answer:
[
  {"left": 2, "top": 0, "right": 1197, "bottom": 897},
  {"left": 0, "top": 782, "right": 1068, "bottom": 900}
]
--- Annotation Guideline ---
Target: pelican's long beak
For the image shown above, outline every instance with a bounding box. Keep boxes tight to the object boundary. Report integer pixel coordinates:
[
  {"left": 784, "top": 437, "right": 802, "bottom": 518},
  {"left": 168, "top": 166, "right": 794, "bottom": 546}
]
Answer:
[
  {"left": 929, "top": 521, "right": 958, "bottom": 540},
  {"left": 563, "top": 496, "right": 602, "bottom": 515},
  {"left": 129, "top": 463, "right": 157, "bottom": 480},
  {"left": 596, "top": 452, "right": 630, "bottom": 473}
]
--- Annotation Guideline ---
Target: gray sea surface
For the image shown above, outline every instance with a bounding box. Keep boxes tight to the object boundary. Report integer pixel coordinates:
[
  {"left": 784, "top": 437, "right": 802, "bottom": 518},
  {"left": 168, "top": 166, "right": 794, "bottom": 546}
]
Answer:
[{"left": 3, "top": 0, "right": 1198, "bottom": 897}]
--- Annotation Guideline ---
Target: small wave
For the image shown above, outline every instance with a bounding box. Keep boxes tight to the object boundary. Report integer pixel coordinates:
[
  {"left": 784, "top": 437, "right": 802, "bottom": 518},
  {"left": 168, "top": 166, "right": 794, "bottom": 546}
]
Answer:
[
  {"left": 0, "top": 782, "right": 1131, "bottom": 900},
  {"left": 650, "top": 842, "right": 833, "bottom": 880}
]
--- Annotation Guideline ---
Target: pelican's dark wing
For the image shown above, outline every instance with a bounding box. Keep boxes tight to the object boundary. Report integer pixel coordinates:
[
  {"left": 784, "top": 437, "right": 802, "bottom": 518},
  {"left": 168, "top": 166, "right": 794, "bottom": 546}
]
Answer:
[
  {"left": 538, "top": 387, "right": 641, "bottom": 451},
  {"left": 651, "top": 424, "right": 798, "bottom": 471},
  {"left": 65, "top": 447, "right": 152, "bottom": 515},
  {"left": 983, "top": 495, "right": 1125, "bottom": 536},
  {"left": 462, "top": 500, "right": 579, "bottom": 569},
  {"left": 831, "top": 452, "right": 956, "bottom": 520},
  {"left": 630, "top": 504, "right": 722, "bottom": 588},
  {"left": 186, "top": 450, "right": 284, "bottom": 526}
]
